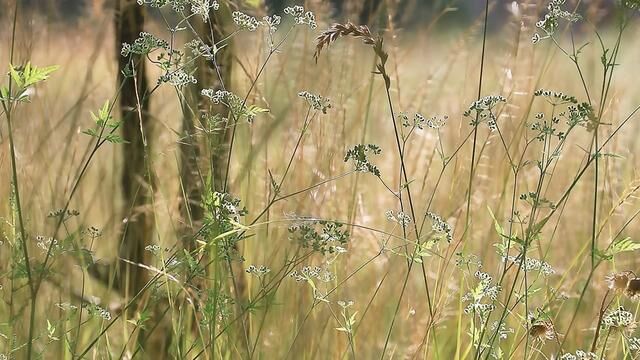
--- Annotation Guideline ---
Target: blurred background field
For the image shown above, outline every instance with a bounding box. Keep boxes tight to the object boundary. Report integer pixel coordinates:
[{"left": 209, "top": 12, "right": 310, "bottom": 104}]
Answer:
[{"left": 3, "top": 0, "right": 640, "bottom": 359}]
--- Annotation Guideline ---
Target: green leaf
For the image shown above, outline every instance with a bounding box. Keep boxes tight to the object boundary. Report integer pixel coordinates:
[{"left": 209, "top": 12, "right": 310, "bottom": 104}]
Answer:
[
  {"left": 16, "top": 89, "right": 32, "bottom": 102},
  {"left": 82, "top": 128, "right": 128, "bottom": 144},
  {"left": 575, "top": 42, "right": 590, "bottom": 56},
  {"left": 9, "top": 64, "right": 24, "bottom": 88},
  {"left": 594, "top": 248, "right": 612, "bottom": 262},
  {"left": 487, "top": 206, "right": 506, "bottom": 238},
  {"left": 26, "top": 64, "right": 59, "bottom": 87},
  {"left": 349, "top": 312, "right": 358, "bottom": 325},
  {"left": 91, "top": 100, "right": 119, "bottom": 128},
  {"left": 82, "top": 128, "right": 99, "bottom": 138},
  {"left": 104, "top": 133, "right": 127, "bottom": 144},
  {"left": 47, "top": 320, "right": 59, "bottom": 341},
  {"left": 246, "top": 104, "right": 269, "bottom": 116},
  {"left": 607, "top": 237, "right": 640, "bottom": 256},
  {"left": 71, "top": 248, "right": 96, "bottom": 269},
  {"left": 0, "top": 86, "right": 10, "bottom": 101},
  {"left": 10, "top": 62, "right": 59, "bottom": 89},
  {"left": 529, "top": 216, "right": 550, "bottom": 239},
  {"left": 598, "top": 152, "right": 624, "bottom": 159},
  {"left": 83, "top": 101, "right": 126, "bottom": 144}
]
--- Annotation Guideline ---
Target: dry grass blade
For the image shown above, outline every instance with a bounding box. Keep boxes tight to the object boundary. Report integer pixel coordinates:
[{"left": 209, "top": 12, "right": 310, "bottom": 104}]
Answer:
[{"left": 313, "top": 22, "right": 376, "bottom": 63}]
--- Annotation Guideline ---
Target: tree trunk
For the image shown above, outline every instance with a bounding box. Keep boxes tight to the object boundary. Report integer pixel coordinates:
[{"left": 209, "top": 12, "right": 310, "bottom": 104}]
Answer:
[
  {"left": 116, "top": 0, "right": 152, "bottom": 301},
  {"left": 115, "top": 1, "right": 172, "bottom": 357}
]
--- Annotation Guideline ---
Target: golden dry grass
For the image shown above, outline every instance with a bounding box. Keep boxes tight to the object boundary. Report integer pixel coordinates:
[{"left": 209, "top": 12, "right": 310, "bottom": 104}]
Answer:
[{"left": 3, "top": 3, "right": 640, "bottom": 359}]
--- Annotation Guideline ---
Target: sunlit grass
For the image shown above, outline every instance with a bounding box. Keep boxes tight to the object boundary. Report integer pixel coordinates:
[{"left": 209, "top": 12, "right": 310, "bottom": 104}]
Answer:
[{"left": 3, "top": 2, "right": 640, "bottom": 359}]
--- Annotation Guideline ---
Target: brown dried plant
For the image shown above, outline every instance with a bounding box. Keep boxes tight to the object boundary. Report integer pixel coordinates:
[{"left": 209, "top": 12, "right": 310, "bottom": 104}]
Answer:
[
  {"left": 314, "top": 22, "right": 392, "bottom": 92},
  {"left": 313, "top": 22, "right": 376, "bottom": 63}
]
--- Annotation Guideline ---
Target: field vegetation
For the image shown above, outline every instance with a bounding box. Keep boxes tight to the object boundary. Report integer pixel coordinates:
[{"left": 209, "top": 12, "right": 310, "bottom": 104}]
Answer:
[{"left": 3, "top": 0, "right": 640, "bottom": 358}]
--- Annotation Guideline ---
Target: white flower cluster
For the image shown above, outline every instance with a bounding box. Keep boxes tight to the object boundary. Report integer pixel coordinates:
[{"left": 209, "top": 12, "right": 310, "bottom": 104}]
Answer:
[
  {"left": 463, "top": 95, "right": 506, "bottom": 131},
  {"left": 284, "top": 5, "right": 317, "bottom": 29},
  {"left": 290, "top": 266, "right": 334, "bottom": 283},
  {"left": 532, "top": 0, "right": 581, "bottom": 44},
  {"left": 233, "top": 11, "right": 261, "bottom": 31},
  {"left": 159, "top": 69, "right": 197, "bottom": 87},
  {"left": 385, "top": 210, "right": 412, "bottom": 227},
  {"left": 298, "top": 91, "right": 331, "bottom": 114},
  {"left": 503, "top": 255, "right": 555, "bottom": 276},
  {"left": 603, "top": 306, "right": 635, "bottom": 329},
  {"left": 246, "top": 265, "right": 271, "bottom": 276},
  {"left": 426, "top": 212, "right": 453, "bottom": 243},
  {"left": 85, "top": 303, "right": 112, "bottom": 321},
  {"left": 560, "top": 350, "right": 597, "bottom": 360},
  {"left": 399, "top": 112, "right": 448, "bottom": 130},
  {"left": 263, "top": 15, "right": 282, "bottom": 34},
  {"left": 191, "top": 0, "right": 219, "bottom": 22},
  {"left": 462, "top": 270, "right": 501, "bottom": 317}
]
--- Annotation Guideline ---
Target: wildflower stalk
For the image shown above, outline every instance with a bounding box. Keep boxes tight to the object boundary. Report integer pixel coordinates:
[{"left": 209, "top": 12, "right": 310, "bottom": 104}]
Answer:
[
  {"left": 3, "top": 4, "right": 36, "bottom": 358},
  {"left": 481, "top": 6, "right": 635, "bottom": 358},
  {"left": 347, "top": 53, "right": 380, "bottom": 243},
  {"left": 457, "top": 0, "right": 493, "bottom": 356},
  {"left": 172, "top": 12, "right": 301, "bottom": 354},
  {"left": 313, "top": 21, "right": 440, "bottom": 354},
  {"left": 466, "top": 0, "right": 490, "bottom": 229},
  {"left": 417, "top": 128, "right": 476, "bottom": 235},
  {"left": 591, "top": 290, "right": 612, "bottom": 352},
  {"left": 598, "top": 328, "right": 612, "bottom": 359},
  {"left": 558, "top": 16, "right": 629, "bottom": 352},
  {"left": 181, "top": 24, "right": 308, "bottom": 350},
  {"left": 222, "top": 25, "right": 296, "bottom": 192},
  {"left": 483, "top": 104, "right": 564, "bottom": 358},
  {"left": 242, "top": 105, "right": 316, "bottom": 358},
  {"left": 368, "top": 36, "right": 437, "bottom": 358}
]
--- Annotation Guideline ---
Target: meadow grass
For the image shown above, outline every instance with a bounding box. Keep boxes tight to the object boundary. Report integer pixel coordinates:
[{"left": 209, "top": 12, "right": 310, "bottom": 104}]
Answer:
[{"left": 3, "top": 1, "right": 640, "bottom": 359}]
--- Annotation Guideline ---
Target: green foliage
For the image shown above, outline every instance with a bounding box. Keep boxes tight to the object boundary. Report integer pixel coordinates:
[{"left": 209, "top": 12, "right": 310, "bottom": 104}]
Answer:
[
  {"left": 344, "top": 144, "right": 382, "bottom": 176},
  {"left": 82, "top": 101, "right": 127, "bottom": 144},
  {"left": 1, "top": 62, "right": 58, "bottom": 104},
  {"left": 288, "top": 220, "right": 349, "bottom": 255},
  {"left": 6, "top": 0, "right": 640, "bottom": 359},
  {"left": 120, "top": 32, "right": 168, "bottom": 57},
  {"left": 201, "top": 89, "right": 268, "bottom": 123},
  {"left": 9, "top": 63, "right": 59, "bottom": 89},
  {"left": 596, "top": 237, "right": 640, "bottom": 261}
]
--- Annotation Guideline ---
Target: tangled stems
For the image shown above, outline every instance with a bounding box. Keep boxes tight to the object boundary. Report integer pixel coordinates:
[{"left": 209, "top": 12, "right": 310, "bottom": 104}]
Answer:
[
  {"left": 363, "top": 35, "right": 438, "bottom": 357},
  {"left": 3, "top": 4, "right": 36, "bottom": 359}
]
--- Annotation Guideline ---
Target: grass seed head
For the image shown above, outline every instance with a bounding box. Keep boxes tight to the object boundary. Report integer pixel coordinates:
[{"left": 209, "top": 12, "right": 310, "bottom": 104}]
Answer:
[{"left": 313, "top": 22, "right": 376, "bottom": 63}]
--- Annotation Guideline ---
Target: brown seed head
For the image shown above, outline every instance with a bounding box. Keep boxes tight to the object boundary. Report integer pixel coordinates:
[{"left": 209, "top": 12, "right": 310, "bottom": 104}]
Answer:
[
  {"left": 529, "top": 321, "right": 555, "bottom": 341},
  {"left": 606, "top": 271, "right": 633, "bottom": 292},
  {"left": 626, "top": 278, "right": 640, "bottom": 299},
  {"left": 313, "top": 22, "right": 376, "bottom": 63}
]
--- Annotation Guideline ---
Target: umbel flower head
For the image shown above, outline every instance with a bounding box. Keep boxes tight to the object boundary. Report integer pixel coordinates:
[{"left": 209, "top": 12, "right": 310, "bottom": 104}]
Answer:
[
  {"left": 463, "top": 95, "right": 506, "bottom": 131},
  {"left": 284, "top": 5, "right": 317, "bottom": 29},
  {"left": 298, "top": 91, "right": 331, "bottom": 114},
  {"left": 560, "top": 350, "right": 597, "bottom": 360},
  {"left": 603, "top": 306, "right": 637, "bottom": 333},
  {"left": 233, "top": 11, "right": 261, "bottom": 31},
  {"left": 532, "top": 0, "right": 581, "bottom": 43}
]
